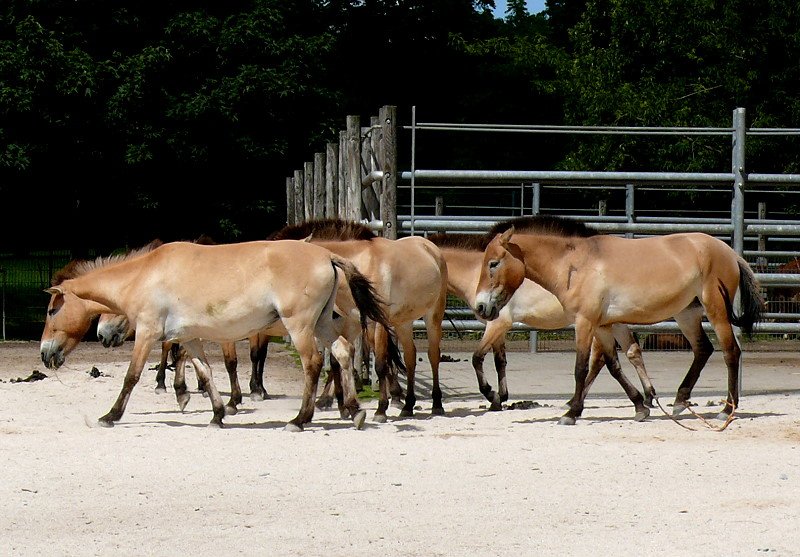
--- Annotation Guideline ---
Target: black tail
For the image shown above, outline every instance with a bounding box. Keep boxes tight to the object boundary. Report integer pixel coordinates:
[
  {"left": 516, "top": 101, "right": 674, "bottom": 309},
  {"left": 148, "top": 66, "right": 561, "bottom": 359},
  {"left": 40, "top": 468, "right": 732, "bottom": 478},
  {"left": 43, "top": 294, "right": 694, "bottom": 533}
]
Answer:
[
  {"left": 331, "top": 257, "right": 406, "bottom": 374},
  {"left": 719, "top": 261, "right": 765, "bottom": 338}
]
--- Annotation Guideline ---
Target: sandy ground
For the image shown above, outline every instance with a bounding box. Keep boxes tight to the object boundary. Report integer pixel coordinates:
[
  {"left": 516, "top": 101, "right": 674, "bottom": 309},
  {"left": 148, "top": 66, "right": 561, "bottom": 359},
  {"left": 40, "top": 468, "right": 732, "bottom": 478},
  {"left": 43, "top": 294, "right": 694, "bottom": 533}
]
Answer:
[{"left": 2, "top": 339, "right": 800, "bottom": 556}]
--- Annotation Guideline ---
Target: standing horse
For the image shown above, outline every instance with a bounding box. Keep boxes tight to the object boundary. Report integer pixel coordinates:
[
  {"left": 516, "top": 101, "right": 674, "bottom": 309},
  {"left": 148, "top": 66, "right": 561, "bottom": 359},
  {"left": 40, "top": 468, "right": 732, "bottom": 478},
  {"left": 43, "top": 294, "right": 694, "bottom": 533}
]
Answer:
[
  {"left": 41, "top": 239, "right": 397, "bottom": 431},
  {"left": 427, "top": 231, "right": 657, "bottom": 410},
  {"left": 269, "top": 218, "right": 448, "bottom": 422},
  {"left": 475, "top": 218, "right": 764, "bottom": 425}
]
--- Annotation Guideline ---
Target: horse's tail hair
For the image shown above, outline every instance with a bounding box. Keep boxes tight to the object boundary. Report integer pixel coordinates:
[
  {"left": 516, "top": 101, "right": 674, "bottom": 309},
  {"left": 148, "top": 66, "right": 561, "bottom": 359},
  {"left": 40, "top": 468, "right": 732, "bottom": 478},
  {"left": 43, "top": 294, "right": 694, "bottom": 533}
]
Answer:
[
  {"left": 330, "top": 256, "right": 406, "bottom": 375},
  {"left": 719, "top": 260, "right": 765, "bottom": 338}
]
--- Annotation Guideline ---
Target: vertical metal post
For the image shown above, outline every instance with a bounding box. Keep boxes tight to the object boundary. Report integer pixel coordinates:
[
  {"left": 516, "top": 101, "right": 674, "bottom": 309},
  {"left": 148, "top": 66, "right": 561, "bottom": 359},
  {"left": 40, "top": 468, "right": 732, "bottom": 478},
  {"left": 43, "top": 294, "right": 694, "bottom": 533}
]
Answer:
[
  {"left": 598, "top": 199, "right": 607, "bottom": 216},
  {"left": 731, "top": 107, "right": 747, "bottom": 394},
  {"left": 532, "top": 183, "right": 541, "bottom": 215},
  {"left": 757, "top": 202, "right": 767, "bottom": 269},
  {"left": 410, "top": 106, "right": 416, "bottom": 236},
  {"left": 625, "top": 184, "right": 635, "bottom": 238},
  {"left": 529, "top": 330, "right": 538, "bottom": 353},
  {"left": 435, "top": 196, "right": 444, "bottom": 216},
  {"left": 732, "top": 108, "right": 746, "bottom": 255}
]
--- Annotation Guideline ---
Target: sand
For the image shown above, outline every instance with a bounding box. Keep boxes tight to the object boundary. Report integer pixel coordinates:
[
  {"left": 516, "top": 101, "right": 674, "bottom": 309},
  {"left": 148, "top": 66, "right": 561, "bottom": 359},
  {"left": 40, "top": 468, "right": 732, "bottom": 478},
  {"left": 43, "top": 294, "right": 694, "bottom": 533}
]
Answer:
[{"left": 1, "top": 339, "right": 799, "bottom": 556}]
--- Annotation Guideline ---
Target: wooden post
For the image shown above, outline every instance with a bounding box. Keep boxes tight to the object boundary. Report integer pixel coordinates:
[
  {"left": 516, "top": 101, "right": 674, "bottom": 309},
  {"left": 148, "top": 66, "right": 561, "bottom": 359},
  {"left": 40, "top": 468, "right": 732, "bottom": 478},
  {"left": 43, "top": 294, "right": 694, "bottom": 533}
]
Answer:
[
  {"left": 379, "top": 105, "right": 397, "bottom": 239},
  {"left": 598, "top": 199, "right": 607, "bottom": 216},
  {"left": 293, "top": 169, "right": 304, "bottom": 224},
  {"left": 361, "top": 119, "right": 381, "bottom": 221},
  {"left": 435, "top": 196, "right": 444, "bottom": 216},
  {"left": 338, "top": 131, "right": 347, "bottom": 219},
  {"left": 285, "top": 177, "right": 295, "bottom": 225},
  {"left": 304, "top": 161, "right": 314, "bottom": 220},
  {"left": 314, "top": 152, "right": 326, "bottom": 218},
  {"left": 326, "top": 142, "right": 339, "bottom": 218},
  {"left": 345, "top": 115, "right": 362, "bottom": 222}
]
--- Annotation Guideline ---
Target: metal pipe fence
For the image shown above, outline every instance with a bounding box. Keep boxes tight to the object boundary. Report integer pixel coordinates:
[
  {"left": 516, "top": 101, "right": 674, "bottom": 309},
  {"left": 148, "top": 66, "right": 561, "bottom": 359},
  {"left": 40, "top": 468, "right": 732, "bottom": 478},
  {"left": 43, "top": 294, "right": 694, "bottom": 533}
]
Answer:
[{"left": 398, "top": 107, "right": 800, "bottom": 349}]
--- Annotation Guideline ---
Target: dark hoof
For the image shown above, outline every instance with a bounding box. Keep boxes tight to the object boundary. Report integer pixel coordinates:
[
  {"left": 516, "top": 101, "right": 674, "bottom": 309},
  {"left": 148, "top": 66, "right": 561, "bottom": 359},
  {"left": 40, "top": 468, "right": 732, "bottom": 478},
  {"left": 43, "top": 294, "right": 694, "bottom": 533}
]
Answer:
[
  {"left": 97, "top": 419, "right": 114, "bottom": 428},
  {"left": 558, "top": 416, "right": 576, "bottom": 426},
  {"left": 489, "top": 394, "right": 503, "bottom": 412},
  {"left": 224, "top": 404, "right": 238, "bottom": 416},
  {"left": 672, "top": 402, "right": 689, "bottom": 416},
  {"left": 154, "top": 386, "right": 167, "bottom": 394},
  {"left": 716, "top": 411, "right": 732, "bottom": 422},
  {"left": 634, "top": 407, "right": 650, "bottom": 422},
  {"left": 207, "top": 421, "right": 223, "bottom": 429},
  {"left": 176, "top": 393, "right": 190, "bottom": 412},
  {"left": 353, "top": 410, "right": 367, "bottom": 430},
  {"left": 399, "top": 408, "right": 414, "bottom": 418},
  {"left": 644, "top": 396, "right": 655, "bottom": 409},
  {"left": 315, "top": 396, "right": 333, "bottom": 410},
  {"left": 339, "top": 408, "right": 349, "bottom": 420},
  {"left": 284, "top": 422, "right": 303, "bottom": 432},
  {"left": 373, "top": 413, "right": 387, "bottom": 423},
  {"left": 250, "top": 392, "right": 268, "bottom": 402},
  {"left": 391, "top": 397, "right": 404, "bottom": 410},
  {"left": 431, "top": 406, "right": 445, "bottom": 416}
]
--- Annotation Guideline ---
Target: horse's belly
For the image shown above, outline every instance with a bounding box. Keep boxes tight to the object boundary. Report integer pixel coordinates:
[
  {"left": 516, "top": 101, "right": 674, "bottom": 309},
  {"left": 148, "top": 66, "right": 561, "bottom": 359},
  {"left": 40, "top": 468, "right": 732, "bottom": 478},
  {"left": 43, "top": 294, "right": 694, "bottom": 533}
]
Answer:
[{"left": 164, "top": 306, "right": 280, "bottom": 343}]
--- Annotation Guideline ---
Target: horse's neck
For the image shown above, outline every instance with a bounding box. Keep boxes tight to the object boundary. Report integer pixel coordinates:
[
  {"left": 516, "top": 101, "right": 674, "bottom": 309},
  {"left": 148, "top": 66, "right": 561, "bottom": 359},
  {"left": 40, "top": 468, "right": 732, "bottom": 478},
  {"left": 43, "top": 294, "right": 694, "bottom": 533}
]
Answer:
[
  {"left": 515, "top": 234, "right": 574, "bottom": 295},
  {"left": 69, "top": 266, "right": 137, "bottom": 314},
  {"left": 440, "top": 249, "right": 481, "bottom": 304}
]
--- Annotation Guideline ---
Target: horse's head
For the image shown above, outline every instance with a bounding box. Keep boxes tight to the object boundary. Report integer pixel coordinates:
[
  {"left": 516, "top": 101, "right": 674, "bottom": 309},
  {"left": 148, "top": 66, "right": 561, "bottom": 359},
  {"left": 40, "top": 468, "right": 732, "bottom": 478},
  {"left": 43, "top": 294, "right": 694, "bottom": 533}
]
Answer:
[
  {"left": 97, "top": 313, "right": 132, "bottom": 348},
  {"left": 474, "top": 227, "right": 526, "bottom": 320},
  {"left": 40, "top": 286, "right": 95, "bottom": 369}
]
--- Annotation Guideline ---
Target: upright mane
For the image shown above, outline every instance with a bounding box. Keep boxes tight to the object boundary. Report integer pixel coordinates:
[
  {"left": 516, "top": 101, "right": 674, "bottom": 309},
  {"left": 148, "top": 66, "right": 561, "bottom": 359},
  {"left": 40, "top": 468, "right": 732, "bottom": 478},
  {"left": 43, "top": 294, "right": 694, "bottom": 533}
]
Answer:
[
  {"left": 486, "top": 216, "right": 598, "bottom": 238},
  {"left": 426, "top": 233, "right": 489, "bottom": 252},
  {"left": 268, "top": 218, "right": 376, "bottom": 241},
  {"left": 51, "top": 239, "right": 164, "bottom": 286}
]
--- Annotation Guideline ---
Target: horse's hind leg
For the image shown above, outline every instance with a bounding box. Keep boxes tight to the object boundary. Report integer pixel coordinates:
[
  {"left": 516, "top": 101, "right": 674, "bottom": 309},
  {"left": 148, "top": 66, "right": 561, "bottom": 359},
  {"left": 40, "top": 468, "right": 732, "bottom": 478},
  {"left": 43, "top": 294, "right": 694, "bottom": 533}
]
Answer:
[
  {"left": 181, "top": 340, "right": 226, "bottom": 428},
  {"left": 330, "top": 337, "right": 366, "bottom": 429},
  {"left": 284, "top": 330, "right": 324, "bottom": 432},
  {"left": 248, "top": 332, "right": 270, "bottom": 401},
  {"left": 221, "top": 341, "right": 241, "bottom": 415},
  {"left": 172, "top": 351, "right": 192, "bottom": 412},
  {"left": 426, "top": 314, "right": 445, "bottom": 416},
  {"left": 671, "top": 303, "right": 714, "bottom": 416},
  {"left": 328, "top": 355, "right": 347, "bottom": 419},
  {"left": 315, "top": 370, "right": 336, "bottom": 410},
  {"left": 612, "top": 324, "right": 657, "bottom": 407},
  {"left": 154, "top": 341, "right": 172, "bottom": 394},
  {"left": 372, "top": 324, "right": 392, "bottom": 423},
  {"left": 595, "top": 328, "right": 649, "bottom": 422},
  {"left": 703, "top": 296, "right": 741, "bottom": 419}
]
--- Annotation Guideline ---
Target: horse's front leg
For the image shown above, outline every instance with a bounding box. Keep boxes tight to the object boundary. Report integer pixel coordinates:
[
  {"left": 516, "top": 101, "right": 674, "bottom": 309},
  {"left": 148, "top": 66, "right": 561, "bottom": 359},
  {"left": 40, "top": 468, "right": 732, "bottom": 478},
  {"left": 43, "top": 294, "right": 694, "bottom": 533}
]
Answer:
[
  {"left": 560, "top": 317, "right": 594, "bottom": 425},
  {"left": 154, "top": 341, "right": 171, "bottom": 394},
  {"left": 472, "top": 320, "right": 507, "bottom": 411},
  {"left": 612, "top": 323, "right": 657, "bottom": 407},
  {"left": 372, "top": 324, "right": 391, "bottom": 423},
  {"left": 671, "top": 303, "right": 714, "bottom": 415},
  {"left": 99, "top": 335, "right": 157, "bottom": 427},
  {"left": 397, "top": 323, "right": 418, "bottom": 418},
  {"left": 172, "top": 350, "right": 191, "bottom": 412}
]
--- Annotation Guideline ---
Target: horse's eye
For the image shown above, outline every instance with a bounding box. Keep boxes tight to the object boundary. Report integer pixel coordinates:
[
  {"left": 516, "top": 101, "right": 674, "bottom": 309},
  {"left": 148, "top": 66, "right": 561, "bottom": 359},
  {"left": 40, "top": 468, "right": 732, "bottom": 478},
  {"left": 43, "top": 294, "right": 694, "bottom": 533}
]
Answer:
[
  {"left": 489, "top": 260, "right": 500, "bottom": 270},
  {"left": 47, "top": 308, "right": 57, "bottom": 316}
]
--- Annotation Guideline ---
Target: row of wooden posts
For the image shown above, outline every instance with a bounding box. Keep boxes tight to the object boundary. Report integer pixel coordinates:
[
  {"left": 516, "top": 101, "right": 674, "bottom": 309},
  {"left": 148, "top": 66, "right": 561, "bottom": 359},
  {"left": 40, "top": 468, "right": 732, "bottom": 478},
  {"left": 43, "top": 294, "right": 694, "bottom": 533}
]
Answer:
[{"left": 285, "top": 105, "right": 399, "bottom": 239}]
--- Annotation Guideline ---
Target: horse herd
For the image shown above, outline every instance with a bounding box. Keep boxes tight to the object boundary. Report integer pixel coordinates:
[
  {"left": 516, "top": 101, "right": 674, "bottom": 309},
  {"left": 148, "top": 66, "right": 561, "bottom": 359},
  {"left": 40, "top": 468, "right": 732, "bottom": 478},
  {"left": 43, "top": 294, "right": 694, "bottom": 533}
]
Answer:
[{"left": 39, "top": 216, "right": 765, "bottom": 431}]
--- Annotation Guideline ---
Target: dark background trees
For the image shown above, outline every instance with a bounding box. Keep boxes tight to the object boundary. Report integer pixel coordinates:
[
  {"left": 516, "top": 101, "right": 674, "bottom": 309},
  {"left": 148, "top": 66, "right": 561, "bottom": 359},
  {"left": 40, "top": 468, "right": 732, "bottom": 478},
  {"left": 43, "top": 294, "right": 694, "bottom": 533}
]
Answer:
[{"left": 2, "top": 0, "right": 800, "bottom": 255}]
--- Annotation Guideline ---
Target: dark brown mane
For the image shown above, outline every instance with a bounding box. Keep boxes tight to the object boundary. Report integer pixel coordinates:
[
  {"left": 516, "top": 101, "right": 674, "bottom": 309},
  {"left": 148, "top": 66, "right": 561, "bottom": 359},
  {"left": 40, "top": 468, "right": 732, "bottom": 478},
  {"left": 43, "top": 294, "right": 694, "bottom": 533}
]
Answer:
[
  {"left": 486, "top": 216, "right": 598, "bottom": 238},
  {"left": 267, "top": 218, "right": 376, "bottom": 241},
  {"left": 51, "top": 239, "right": 164, "bottom": 286},
  {"left": 426, "top": 233, "right": 489, "bottom": 252}
]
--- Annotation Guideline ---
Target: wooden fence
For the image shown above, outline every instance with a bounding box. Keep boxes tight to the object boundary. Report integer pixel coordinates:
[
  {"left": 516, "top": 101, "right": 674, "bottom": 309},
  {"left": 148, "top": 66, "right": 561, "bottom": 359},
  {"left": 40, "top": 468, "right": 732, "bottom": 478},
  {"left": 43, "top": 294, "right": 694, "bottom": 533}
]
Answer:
[{"left": 285, "top": 105, "right": 398, "bottom": 239}]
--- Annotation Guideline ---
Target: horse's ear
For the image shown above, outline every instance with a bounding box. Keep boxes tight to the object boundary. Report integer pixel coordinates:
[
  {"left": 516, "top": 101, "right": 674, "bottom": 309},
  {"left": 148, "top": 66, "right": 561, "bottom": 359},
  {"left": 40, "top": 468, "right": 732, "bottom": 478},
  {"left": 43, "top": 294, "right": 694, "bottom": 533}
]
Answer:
[
  {"left": 499, "top": 226, "right": 515, "bottom": 247},
  {"left": 302, "top": 234, "right": 313, "bottom": 243},
  {"left": 44, "top": 286, "right": 64, "bottom": 296}
]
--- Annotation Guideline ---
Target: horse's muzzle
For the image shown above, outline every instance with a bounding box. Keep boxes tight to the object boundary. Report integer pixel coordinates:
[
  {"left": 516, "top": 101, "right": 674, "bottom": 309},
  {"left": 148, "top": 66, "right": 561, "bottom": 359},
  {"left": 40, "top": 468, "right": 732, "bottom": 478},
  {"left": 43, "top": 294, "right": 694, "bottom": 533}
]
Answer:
[
  {"left": 98, "top": 332, "right": 124, "bottom": 348},
  {"left": 475, "top": 302, "right": 499, "bottom": 321},
  {"left": 40, "top": 341, "right": 65, "bottom": 369}
]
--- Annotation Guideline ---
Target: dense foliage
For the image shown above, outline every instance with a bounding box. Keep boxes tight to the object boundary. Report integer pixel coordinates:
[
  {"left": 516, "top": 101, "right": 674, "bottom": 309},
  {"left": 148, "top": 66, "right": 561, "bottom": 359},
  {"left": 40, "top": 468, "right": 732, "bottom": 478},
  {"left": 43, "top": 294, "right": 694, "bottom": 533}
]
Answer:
[{"left": 2, "top": 0, "right": 800, "bottom": 254}]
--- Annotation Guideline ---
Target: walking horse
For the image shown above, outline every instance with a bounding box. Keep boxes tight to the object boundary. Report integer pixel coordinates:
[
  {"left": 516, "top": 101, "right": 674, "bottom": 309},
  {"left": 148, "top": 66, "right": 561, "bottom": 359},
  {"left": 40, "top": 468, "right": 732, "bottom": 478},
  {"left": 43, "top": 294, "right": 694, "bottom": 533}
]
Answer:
[
  {"left": 41, "top": 239, "right": 401, "bottom": 430},
  {"left": 474, "top": 217, "right": 764, "bottom": 424}
]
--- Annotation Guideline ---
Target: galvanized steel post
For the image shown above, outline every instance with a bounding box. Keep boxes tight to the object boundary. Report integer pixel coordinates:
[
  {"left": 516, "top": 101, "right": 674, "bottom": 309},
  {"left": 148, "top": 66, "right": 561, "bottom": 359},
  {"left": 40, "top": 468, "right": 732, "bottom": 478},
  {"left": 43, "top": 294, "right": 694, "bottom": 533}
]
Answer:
[{"left": 732, "top": 108, "right": 747, "bottom": 255}]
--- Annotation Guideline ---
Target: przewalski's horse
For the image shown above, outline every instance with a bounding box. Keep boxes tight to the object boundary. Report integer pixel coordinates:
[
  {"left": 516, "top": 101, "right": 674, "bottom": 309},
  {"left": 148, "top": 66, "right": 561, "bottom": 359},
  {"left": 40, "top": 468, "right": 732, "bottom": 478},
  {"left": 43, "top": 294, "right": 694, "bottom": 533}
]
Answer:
[
  {"left": 268, "top": 218, "right": 449, "bottom": 422},
  {"left": 475, "top": 217, "right": 764, "bottom": 425},
  {"left": 426, "top": 231, "right": 657, "bottom": 411},
  {"left": 41, "top": 239, "right": 398, "bottom": 431}
]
